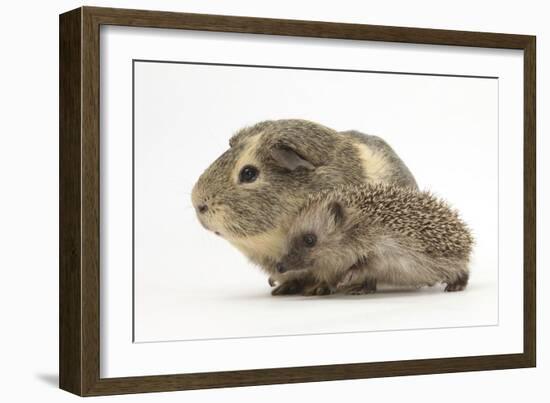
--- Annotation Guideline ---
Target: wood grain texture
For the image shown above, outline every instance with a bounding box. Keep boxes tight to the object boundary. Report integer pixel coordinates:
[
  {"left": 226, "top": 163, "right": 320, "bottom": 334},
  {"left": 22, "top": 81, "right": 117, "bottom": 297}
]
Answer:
[
  {"left": 523, "top": 38, "right": 536, "bottom": 367},
  {"left": 86, "top": 5, "right": 532, "bottom": 48},
  {"left": 59, "top": 5, "right": 537, "bottom": 396},
  {"left": 81, "top": 6, "right": 102, "bottom": 395},
  {"left": 59, "top": 8, "right": 82, "bottom": 396}
]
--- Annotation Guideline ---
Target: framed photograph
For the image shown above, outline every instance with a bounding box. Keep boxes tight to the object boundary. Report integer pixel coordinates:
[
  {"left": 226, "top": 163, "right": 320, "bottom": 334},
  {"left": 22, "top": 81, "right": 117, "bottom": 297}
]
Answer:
[{"left": 59, "top": 6, "right": 536, "bottom": 396}]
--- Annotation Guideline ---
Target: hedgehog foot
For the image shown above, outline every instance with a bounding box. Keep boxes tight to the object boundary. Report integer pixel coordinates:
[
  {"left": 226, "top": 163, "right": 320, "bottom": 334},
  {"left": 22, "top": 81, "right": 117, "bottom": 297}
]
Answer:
[
  {"left": 343, "top": 279, "right": 377, "bottom": 295},
  {"left": 271, "top": 279, "right": 304, "bottom": 296},
  {"left": 302, "top": 283, "right": 332, "bottom": 296},
  {"left": 444, "top": 283, "right": 466, "bottom": 292},
  {"left": 444, "top": 273, "right": 469, "bottom": 292}
]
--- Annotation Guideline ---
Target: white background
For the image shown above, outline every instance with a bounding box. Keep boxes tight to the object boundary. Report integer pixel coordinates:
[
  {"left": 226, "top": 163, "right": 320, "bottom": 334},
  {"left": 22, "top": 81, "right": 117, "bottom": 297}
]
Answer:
[
  {"left": 133, "top": 60, "right": 500, "bottom": 342},
  {"left": 0, "top": 0, "right": 547, "bottom": 402}
]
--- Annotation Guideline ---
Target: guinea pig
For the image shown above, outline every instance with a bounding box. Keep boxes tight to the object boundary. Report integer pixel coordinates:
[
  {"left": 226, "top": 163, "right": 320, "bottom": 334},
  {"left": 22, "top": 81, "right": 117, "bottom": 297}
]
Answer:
[
  {"left": 191, "top": 119, "right": 418, "bottom": 295},
  {"left": 275, "top": 183, "right": 473, "bottom": 295}
]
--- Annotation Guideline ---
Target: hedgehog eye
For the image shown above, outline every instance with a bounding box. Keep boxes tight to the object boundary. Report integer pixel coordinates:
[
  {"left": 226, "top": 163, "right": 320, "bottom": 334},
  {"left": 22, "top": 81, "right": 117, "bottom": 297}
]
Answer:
[
  {"left": 303, "top": 233, "right": 317, "bottom": 247},
  {"left": 239, "top": 165, "right": 259, "bottom": 183}
]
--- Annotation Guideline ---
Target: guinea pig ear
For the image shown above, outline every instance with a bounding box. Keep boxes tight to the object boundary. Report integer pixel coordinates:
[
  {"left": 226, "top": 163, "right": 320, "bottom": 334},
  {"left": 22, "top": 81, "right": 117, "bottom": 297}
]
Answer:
[
  {"left": 271, "top": 145, "right": 315, "bottom": 171},
  {"left": 327, "top": 201, "right": 345, "bottom": 226}
]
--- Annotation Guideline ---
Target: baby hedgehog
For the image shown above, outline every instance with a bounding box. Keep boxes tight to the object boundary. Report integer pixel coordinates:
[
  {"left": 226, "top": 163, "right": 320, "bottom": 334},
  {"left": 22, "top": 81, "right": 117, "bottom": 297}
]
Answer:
[{"left": 275, "top": 183, "right": 474, "bottom": 295}]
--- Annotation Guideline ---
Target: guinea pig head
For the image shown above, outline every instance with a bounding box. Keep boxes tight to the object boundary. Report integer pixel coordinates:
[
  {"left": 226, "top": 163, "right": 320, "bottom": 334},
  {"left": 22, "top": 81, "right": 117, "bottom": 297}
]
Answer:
[{"left": 191, "top": 120, "right": 335, "bottom": 240}]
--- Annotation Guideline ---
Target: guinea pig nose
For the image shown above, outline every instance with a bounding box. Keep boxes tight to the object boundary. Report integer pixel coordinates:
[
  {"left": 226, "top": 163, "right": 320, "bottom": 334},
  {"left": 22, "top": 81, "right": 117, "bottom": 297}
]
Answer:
[
  {"left": 276, "top": 262, "right": 286, "bottom": 273},
  {"left": 198, "top": 204, "right": 208, "bottom": 214}
]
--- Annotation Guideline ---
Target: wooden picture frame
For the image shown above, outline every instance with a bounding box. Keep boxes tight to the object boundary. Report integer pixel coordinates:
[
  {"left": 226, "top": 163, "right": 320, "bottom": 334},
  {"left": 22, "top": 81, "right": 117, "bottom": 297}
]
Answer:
[{"left": 59, "top": 6, "right": 536, "bottom": 396}]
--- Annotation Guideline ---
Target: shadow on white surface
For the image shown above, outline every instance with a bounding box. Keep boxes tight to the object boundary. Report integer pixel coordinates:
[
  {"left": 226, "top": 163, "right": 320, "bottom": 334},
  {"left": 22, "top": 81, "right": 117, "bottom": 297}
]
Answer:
[
  {"left": 35, "top": 373, "right": 58, "bottom": 388},
  {"left": 135, "top": 278, "right": 497, "bottom": 343}
]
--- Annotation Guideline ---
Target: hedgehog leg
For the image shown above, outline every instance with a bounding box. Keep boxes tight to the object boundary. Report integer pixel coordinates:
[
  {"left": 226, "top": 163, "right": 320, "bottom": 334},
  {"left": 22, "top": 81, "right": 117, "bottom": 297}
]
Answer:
[
  {"left": 344, "top": 278, "right": 377, "bottom": 295},
  {"left": 337, "top": 266, "right": 365, "bottom": 288},
  {"left": 271, "top": 276, "right": 314, "bottom": 296},
  {"left": 363, "top": 278, "right": 378, "bottom": 293},
  {"left": 302, "top": 282, "right": 332, "bottom": 296},
  {"left": 444, "top": 273, "right": 469, "bottom": 292},
  {"left": 271, "top": 280, "right": 301, "bottom": 295}
]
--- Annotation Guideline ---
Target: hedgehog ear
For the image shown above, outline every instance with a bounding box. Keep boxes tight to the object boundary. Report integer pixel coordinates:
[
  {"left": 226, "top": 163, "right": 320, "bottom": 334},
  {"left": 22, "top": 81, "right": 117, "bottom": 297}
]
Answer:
[
  {"left": 271, "top": 144, "right": 315, "bottom": 171},
  {"left": 328, "top": 202, "right": 345, "bottom": 226}
]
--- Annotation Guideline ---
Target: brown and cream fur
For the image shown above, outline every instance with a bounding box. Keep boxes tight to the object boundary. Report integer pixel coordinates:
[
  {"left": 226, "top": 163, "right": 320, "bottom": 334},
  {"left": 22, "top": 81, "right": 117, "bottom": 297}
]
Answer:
[
  {"left": 276, "top": 184, "right": 474, "bottom": 295},
  {"left": 191, "top": 119, "right": 418, "bottom": 295}
]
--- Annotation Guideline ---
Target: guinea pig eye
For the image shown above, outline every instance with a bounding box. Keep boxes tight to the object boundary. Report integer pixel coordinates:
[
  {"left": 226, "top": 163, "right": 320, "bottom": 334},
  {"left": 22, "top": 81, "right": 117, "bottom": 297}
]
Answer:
[
  {"left": 239, "top": 165, "right": 259, "bottom": 183},
  {"left": 303, "top": 233, "right": 317, "bottom": 247}
]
